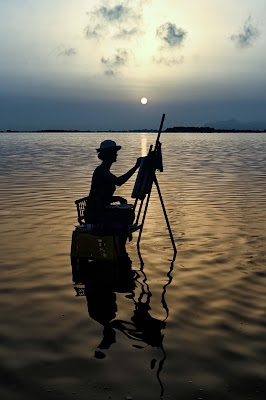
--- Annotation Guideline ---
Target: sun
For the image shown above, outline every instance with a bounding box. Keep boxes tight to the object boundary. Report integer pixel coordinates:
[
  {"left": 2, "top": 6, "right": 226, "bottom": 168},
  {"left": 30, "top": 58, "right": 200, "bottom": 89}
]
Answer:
[{"left": 141, "top": 97, "right": 148, "bottom": 105}]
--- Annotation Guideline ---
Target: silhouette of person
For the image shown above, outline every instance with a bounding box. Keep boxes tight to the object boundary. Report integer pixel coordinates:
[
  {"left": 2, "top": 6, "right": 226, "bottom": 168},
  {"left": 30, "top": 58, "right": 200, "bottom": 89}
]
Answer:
[{"left": 84, "top": 140, "right": 142, "bottom": 225}]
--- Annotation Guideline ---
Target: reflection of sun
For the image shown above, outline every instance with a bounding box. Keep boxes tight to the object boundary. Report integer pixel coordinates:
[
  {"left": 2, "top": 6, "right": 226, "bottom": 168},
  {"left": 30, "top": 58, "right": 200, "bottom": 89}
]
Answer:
[
  {"left": 141, "top": 134, "right": 147, "bottom": 156},
  {"left": 141, "top": 97, "right": 148, "bottom": 105}
]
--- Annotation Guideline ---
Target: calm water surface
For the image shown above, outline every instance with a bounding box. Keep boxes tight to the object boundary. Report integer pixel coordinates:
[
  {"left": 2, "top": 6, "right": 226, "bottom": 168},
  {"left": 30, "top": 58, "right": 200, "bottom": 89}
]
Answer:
[{"left": 0, "top": 131, "right": 266, "bottom": 399}]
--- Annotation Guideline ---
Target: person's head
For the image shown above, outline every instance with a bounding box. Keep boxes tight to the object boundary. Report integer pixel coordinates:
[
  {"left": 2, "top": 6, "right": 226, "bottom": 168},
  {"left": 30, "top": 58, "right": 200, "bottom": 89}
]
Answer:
[{"left": 97, "top": 140, "right": 121, "bottom": 163}]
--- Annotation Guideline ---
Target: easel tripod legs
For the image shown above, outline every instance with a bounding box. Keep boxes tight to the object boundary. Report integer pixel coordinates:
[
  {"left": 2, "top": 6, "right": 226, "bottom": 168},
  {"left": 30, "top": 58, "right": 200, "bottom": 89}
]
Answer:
[{"left": 136, "top": 176, "right": 177, "bottom": 255}]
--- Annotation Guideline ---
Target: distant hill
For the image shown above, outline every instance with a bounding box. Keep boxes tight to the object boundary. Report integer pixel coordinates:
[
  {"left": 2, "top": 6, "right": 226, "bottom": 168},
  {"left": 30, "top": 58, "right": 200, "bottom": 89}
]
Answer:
[
  {"left": 164, "top": 126, "right": 266, "bottom": 133},
  {"left": 204, "top": 119, "right": 266, "bottom": 131}
]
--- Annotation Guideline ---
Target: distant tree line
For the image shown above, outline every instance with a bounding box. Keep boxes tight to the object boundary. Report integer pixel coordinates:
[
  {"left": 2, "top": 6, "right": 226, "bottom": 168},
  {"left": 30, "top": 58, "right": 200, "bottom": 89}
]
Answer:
[
  {"left": 164, "top": 126, "right": 266, "bottom": 133},
  {"left": 2, "top": 127, "right": 266, "bottom": 133}
]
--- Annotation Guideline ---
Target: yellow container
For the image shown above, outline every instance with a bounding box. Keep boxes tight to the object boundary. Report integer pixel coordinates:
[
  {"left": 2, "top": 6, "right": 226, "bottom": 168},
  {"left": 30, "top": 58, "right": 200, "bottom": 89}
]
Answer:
[{"left": 71, "top": 230, "right": 121, "bottom": 262}]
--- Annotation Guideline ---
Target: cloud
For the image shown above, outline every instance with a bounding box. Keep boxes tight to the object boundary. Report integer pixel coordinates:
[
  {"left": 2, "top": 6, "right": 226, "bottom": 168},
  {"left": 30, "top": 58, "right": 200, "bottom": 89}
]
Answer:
[
  {"left": 101, "top": 49, "right": 129, "bottom": 76},
  {"left": 85, "top": 1, "right": 143, "bottom": 40},
  {"left": 230, "top": 16, "right": 259, "bottom": 48},
  {"left": 156, "top": 22, "right": 187, "bottom": 48},
  {"left": 95, "top": 4, "right": 130, "bottom": 22},
  {"left": 104, "top": 69, "right": 116, "bottom": 76},
  {"left": 114, "top": 27, "right": 140, "bottom": 39},
  {"left": 60, "top": 48, "right": 77, "bottom": 56},
  {"left": 85, "top": 25, "right": 102, "bottom": 39},
  {"left": 53, "top": 46, "right": 77, "bottom": 57},
  {"left": 101, "top": 49, "right": 129, "bottom": 67},
  {"left": 152, "top": 56, "right": 184, "bottom": 66}
]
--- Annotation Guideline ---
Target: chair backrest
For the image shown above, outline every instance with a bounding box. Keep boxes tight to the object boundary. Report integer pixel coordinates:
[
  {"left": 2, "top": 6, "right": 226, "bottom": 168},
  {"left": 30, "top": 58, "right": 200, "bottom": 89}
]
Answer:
[{"left": 75, "top": 196, "right": 89, "bottom": 225}]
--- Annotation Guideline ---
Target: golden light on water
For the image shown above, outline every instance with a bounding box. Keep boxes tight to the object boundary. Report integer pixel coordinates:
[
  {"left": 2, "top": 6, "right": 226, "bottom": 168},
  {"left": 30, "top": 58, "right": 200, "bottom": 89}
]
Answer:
[
  {"left": 141, "top": 134, "right": 147, "bottom": 157},
  {"left": 141, "top": 97, "right": 148, "bottom": 105}
]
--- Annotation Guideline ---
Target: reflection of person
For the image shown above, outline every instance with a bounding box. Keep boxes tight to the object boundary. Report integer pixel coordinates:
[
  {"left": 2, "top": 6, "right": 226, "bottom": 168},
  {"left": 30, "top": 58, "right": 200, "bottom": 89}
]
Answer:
[
  {"left": 85, "top": 284, "right": 117, "bottom": 359},
  {"left": 84, "top": 140, "right": 142, "bottom": 225},
  {"left": 85, "top": 254, "right": 135, "bottom": 359},
  {"left": 83, "top": 253, "right": 167, "bottom": 396}
]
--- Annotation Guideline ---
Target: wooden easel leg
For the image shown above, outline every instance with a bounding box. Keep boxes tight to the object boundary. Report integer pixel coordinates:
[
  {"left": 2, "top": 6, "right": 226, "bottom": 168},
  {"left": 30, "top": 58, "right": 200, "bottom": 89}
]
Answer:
[
  {"left": 135, "top": 198, "right": 144, "bottom": 225},
  {"left": 133, "top": 198, "right": 138, "bottom": 212},
  {"left": 153, "top": 176, "right": 177, "bottom": 254},
  {"left": 137, "top": 185, "right": 153, "bottom": 261}
]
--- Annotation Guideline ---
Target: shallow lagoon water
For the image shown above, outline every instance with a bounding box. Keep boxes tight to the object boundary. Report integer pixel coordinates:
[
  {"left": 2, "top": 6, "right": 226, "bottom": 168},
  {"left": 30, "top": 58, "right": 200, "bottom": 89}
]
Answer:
[{"left": 0, "top": 131, "right": 266, "bottom": 399}]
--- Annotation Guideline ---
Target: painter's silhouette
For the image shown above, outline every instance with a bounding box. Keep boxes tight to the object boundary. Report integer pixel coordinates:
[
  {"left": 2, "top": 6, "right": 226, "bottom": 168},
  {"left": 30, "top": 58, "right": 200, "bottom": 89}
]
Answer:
[
  {"left": 84, "top": 140, "right": 142, "bottom": 225},
  {"left": 71, "top": 113, "right": 178, "bottom": 398}
]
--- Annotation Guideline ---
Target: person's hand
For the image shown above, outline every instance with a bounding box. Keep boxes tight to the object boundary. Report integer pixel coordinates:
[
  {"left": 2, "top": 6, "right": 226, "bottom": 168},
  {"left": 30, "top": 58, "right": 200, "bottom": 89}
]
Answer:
[
  {"left": 119, "top": 197, "right": 127, "bottom": 204},
  {"left": 135, "top": 157, "right": 143, "bottom": 169}
]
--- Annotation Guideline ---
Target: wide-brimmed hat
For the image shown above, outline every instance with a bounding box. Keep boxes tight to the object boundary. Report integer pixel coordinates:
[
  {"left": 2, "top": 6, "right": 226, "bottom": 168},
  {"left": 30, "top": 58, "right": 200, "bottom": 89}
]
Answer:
[{"left": 96, "top": 140, "right": 121, "bottom": 152}]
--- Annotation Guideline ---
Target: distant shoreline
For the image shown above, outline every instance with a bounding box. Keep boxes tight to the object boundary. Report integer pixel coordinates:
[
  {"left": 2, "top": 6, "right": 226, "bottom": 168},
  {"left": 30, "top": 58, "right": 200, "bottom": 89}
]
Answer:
[
  {"left": 1, "top": 127, "right": 266, "bottom": 133},
  {"left": 164, "top": 127, "right": 266, "bottom": 133}
]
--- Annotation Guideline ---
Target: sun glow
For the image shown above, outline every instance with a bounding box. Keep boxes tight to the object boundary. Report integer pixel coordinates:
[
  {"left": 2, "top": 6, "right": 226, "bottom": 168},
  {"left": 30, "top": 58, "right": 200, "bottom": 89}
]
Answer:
[{"left": 141, "top": 97, "right": 148, "bottom": 105}]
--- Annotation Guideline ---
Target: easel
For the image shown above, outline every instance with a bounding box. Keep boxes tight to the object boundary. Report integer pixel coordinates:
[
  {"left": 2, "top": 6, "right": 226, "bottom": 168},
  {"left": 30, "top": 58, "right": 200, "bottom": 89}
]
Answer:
[{"left": 132, "top": 114, "right": 177, "bottom": 254}]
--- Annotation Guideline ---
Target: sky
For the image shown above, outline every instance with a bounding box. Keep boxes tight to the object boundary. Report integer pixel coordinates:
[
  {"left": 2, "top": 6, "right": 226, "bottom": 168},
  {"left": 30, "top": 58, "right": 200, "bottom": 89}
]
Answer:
[{"left": 0, "top": 0, "right": 266, "bottom": 131}]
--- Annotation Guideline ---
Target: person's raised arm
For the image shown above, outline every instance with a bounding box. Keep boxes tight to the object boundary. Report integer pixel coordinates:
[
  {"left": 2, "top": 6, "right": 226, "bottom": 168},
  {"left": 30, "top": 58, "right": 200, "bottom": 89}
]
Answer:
[{"left": 115, "top": 157, "right": 142, "bottom": 186}]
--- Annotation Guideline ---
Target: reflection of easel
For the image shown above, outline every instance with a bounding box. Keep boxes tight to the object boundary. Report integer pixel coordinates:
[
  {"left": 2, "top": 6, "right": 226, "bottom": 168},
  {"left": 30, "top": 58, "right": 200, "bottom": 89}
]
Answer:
[
  {"left": 108, "top": 250, "right": 176, "bottom": 399},
  {"left": 135, "top": 250, "right": 176, "bottom": 398},
  {"left": 132, "top": 114, "right": 177, "bottom": 254}
]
